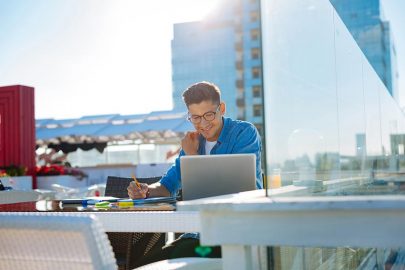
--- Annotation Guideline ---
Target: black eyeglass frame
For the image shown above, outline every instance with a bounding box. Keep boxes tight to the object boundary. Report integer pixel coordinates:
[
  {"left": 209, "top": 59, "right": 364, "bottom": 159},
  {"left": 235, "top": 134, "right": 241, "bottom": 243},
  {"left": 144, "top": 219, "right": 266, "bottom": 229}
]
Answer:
[{"left": 187, "top": 105, "right": 221, "bottom": 124}]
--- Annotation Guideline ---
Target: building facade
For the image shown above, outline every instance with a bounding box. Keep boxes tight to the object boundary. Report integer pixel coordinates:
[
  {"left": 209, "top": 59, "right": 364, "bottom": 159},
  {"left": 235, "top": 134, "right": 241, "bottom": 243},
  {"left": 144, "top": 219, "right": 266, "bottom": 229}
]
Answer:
[
  {"left": 171, "top": 0, "right": 265, "bottom": 135},
  {"left": 172, "top": 0, "right": 399, "bottom": 133},
  {"left": 330, "top": 0, "right": 398, "bottom": 100}
]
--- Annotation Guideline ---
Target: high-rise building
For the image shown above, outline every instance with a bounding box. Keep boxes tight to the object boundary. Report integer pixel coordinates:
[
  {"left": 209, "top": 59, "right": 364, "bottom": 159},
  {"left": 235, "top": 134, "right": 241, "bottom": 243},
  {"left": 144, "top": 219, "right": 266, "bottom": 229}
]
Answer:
[
  {"left": 330, "top": 0, "right": 398, "bottom": 100},
  {"left": 171, "top": 0, "right": 398, "bottom": 134},
  {"left": 171, "top": 0, "right": 265, "bottom": 135}
]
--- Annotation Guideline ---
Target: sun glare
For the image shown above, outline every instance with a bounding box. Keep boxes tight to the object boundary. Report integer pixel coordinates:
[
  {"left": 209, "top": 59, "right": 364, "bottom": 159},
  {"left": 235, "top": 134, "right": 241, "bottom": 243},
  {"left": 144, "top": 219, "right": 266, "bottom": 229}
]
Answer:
[
  {"left": 195, "top": 0, "right": 222, "bottom": 20},
  {"left": 171, "top": 0, "right": 222, "bottom": 23}
]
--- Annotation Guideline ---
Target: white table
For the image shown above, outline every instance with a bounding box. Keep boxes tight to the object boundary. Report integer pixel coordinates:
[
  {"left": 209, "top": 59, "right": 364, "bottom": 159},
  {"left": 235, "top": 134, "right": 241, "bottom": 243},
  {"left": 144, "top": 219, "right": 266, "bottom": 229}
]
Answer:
[
  {"left": 17, "top": 209, "right": 200, "bottom": 233},
  {"left": 84, "top": 211, "right": 200, "bottom": 232},
  {"left": 178, "top": 189, "right": 405, "bottom": 270}
]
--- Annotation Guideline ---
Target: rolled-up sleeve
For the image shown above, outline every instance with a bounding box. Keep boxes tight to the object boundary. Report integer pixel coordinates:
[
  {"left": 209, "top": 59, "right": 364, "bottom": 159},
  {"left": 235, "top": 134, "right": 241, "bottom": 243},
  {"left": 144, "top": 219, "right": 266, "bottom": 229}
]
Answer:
[{"left": 159, "top": 150, "right": 184, "bottom": 196}]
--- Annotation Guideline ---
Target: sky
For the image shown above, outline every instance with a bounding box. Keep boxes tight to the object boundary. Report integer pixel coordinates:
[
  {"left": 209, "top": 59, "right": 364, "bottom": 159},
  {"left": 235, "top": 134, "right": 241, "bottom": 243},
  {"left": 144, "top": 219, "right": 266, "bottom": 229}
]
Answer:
[
  {"left": 0, "top": 0, "right": 404, "bottom": 119},
  {"left": 0, "top": 0, "right": 220, "bottom": 119}
]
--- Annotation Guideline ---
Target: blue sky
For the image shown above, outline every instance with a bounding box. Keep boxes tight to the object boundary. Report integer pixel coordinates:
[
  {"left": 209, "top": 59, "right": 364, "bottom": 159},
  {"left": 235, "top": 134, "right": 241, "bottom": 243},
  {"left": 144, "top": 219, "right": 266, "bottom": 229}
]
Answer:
[
  {"left": 0, "top": 0, "right": 404, "bottom": 119},
  {"left": 0, "top": 0, "right": 219, "bottom": 119}
]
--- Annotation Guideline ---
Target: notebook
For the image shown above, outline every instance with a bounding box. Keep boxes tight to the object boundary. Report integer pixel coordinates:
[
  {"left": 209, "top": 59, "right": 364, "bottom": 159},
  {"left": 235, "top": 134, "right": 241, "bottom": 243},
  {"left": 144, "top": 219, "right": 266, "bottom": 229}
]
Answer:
[{"left": 180, "top": 154, "right": 256, "bottom": 200}]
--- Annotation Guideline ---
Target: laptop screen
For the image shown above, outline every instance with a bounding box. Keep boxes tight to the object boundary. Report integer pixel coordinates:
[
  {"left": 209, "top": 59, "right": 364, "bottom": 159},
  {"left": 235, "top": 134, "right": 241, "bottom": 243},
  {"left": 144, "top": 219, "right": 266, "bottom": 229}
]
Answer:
[{"left": 180, "top": 154, "right": 256, "bottom": 200}]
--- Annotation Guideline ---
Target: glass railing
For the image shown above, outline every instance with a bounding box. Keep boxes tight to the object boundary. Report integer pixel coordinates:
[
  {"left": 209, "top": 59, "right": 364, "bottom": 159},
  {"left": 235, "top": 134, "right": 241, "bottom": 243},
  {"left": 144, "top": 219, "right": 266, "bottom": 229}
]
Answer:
[
  {"left": 261, "top": 0, "right": 404, "bottom": 268},
  {"left": 261, "top": 0, "right": 405, "bottom": 197}
]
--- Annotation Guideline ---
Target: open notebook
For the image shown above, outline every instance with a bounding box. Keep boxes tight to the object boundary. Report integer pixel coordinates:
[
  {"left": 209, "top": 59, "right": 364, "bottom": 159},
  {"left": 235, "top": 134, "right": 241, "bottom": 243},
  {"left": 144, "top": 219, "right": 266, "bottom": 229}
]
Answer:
[
  {"left": 62, "top": 175, "right": 176, "bottom": 206},
  {"left": 61, "top": 196, "right": 176, "bottom": 205}
]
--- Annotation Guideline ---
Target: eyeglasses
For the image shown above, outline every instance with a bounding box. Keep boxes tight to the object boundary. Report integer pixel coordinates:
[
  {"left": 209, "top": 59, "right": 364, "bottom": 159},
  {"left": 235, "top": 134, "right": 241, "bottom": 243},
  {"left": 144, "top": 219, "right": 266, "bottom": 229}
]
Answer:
[{"left": 187, "top": 105, "right": 220, "bottom": 124}]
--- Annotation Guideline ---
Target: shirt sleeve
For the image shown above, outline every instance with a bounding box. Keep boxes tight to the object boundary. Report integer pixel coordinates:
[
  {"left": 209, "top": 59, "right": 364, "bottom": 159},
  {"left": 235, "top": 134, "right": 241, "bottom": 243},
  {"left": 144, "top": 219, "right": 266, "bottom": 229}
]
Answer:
[
  {"left": 233, "top": 123, "right": 263, "bottom": 189},
  {"left": 159, "top": 150, "right": 184, "bottom": 196},
  {"left": 234, "top": 123, "right": 261, "bottom": 153}
]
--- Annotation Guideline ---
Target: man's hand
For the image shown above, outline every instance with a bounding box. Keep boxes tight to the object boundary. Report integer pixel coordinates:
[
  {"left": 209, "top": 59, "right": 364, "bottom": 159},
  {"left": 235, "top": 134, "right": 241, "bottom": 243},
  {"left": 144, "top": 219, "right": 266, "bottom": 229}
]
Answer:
[
  {"left": 127, "top": 182, "right": 149, "bottom": 199},
  {"left": 181, "top": 131, "right": 200, "bottom": 155}
]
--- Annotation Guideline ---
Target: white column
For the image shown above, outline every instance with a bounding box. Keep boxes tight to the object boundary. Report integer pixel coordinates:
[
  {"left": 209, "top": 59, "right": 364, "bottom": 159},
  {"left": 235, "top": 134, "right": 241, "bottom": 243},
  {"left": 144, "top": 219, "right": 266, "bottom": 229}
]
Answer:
[{"left": 222, "top": 245, "right": 253, "bottom": 270}]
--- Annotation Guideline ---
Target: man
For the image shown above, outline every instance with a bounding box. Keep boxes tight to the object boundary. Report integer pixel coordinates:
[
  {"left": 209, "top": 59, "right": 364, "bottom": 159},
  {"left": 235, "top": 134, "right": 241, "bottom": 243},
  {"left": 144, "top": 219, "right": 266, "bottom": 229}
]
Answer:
[{"left": 127, "top": 81, "right": 262, "bottom": 263}]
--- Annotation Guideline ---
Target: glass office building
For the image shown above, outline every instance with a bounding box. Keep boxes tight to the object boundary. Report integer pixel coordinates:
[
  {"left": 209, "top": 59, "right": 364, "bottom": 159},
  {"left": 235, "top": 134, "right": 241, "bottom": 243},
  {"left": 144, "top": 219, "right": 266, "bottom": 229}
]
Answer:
[
  {"left": 171, "top": 0, "right": 265, "bottom": 134},
  {"left": 330, "top": 0, "right": 398, "bottom": 100}
]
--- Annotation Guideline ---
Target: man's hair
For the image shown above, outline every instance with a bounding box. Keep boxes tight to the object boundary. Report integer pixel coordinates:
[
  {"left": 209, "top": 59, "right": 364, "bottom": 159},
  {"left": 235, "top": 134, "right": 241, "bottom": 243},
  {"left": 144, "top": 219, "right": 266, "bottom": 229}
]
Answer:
[{"left": 182, "top": 81, "right": 221, "bottom": 107}]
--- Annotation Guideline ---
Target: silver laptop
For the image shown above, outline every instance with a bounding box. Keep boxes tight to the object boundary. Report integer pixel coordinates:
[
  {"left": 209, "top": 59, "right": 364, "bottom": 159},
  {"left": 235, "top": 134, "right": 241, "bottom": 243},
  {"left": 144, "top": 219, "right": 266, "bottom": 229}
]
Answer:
[{"left": 180, "top": 154, "right": 256, "bottom": 200}]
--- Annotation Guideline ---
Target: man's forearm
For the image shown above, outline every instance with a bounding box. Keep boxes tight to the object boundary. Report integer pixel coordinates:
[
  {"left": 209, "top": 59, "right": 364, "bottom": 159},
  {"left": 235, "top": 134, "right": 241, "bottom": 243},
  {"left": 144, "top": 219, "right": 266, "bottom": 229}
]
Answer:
[{"left": 148, "top": 182, "right": 171, "bottom": 197}]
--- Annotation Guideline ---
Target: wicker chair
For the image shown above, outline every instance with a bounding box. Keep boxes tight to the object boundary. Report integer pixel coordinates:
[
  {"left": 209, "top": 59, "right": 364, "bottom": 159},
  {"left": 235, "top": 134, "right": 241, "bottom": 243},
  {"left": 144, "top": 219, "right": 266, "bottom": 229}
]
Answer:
[
  {"left": 105, "top": 176, "right": 166, "bottom": 270},
  {"left": 0, "top": 213, "right": 117, "bottom": 270}
]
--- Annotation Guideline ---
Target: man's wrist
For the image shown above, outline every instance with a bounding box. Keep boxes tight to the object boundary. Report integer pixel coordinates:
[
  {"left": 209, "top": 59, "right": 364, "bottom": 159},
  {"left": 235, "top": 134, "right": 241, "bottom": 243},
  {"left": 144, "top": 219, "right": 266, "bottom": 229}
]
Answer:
[{"left": 185, "top": 151, "right": 198, "bottom": 155}]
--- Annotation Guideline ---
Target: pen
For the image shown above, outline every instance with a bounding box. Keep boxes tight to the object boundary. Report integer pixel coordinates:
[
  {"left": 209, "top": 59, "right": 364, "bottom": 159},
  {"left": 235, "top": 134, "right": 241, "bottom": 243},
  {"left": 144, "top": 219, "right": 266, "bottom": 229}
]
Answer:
[{"left": 132, "top": 173, "right": 141, "bottom": 188}]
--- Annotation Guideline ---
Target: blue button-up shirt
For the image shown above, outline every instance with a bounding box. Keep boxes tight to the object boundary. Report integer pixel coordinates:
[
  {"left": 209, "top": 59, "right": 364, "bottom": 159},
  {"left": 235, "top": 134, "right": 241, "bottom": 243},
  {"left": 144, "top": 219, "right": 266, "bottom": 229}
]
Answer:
[{"left": 160, "top": 117, "right": 263, "bottom": 196}]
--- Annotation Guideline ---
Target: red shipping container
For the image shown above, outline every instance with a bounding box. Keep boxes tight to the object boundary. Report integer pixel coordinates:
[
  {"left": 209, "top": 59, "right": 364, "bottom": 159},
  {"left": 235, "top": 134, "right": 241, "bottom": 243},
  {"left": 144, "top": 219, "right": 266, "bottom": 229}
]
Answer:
[{"left": 0, "top": 85, "right": 36, "bottom": 188}]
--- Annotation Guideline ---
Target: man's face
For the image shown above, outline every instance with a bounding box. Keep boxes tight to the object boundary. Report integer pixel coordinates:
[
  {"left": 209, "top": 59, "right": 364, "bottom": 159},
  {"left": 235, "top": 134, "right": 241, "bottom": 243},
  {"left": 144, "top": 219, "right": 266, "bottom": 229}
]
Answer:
[{"left": 188, "top": 100, "right": 225, "bottom": 142}]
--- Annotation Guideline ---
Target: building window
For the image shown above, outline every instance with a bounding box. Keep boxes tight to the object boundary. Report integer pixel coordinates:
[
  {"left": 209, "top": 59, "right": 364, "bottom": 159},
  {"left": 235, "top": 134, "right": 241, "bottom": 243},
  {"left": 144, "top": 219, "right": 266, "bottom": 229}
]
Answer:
[
  {"left": 250, "top": 10, "right": 259, "bottom": 22},
  {"left": 235, "top": 42, "right": 243, "bottom": 51},
  {"left": 236, "top": 79, "right": 244, "bottom": 88},
  {"left": 252, "top": 85, "right": 261, "bottom": 98},
  {"left": 253, "top": 105, "right": 262, "bottom": 117},
  {"left": 252, "top": 67, "right": 261, "bottom": 78},
  {"left": 237, "top": 98, "right": 245, "bottom": 107},
  {"left": 251, "top": 48, "right": 260, "bottom": 59},
  {"left": 251, "top": 29, "right": 260, "bottom": 40}
]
